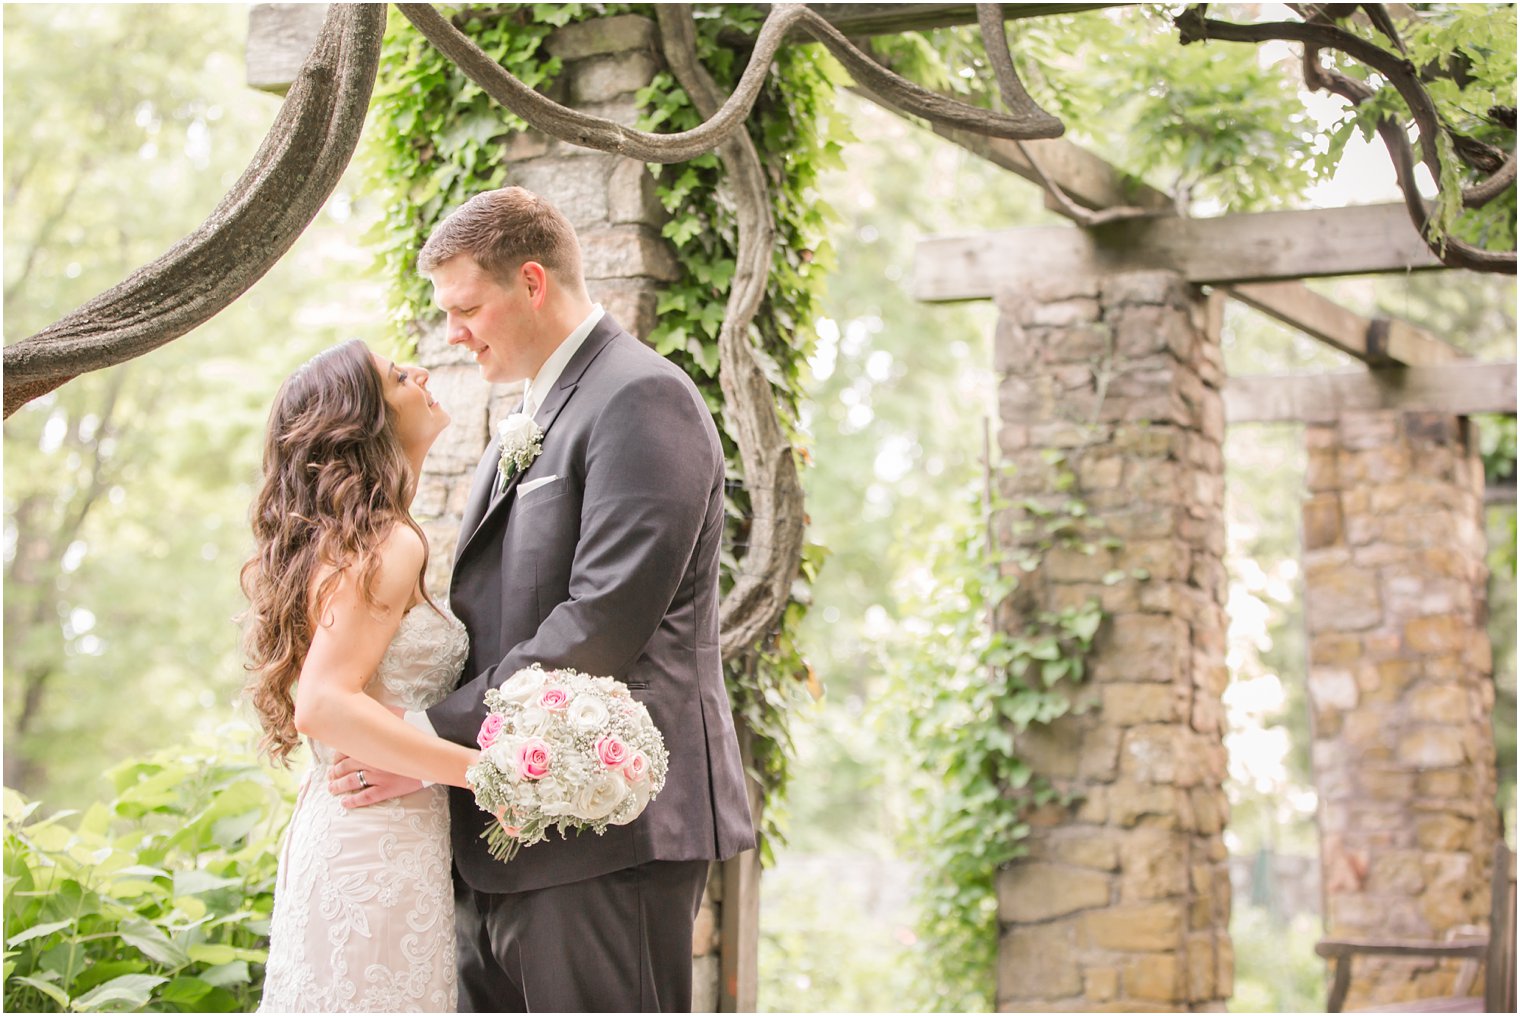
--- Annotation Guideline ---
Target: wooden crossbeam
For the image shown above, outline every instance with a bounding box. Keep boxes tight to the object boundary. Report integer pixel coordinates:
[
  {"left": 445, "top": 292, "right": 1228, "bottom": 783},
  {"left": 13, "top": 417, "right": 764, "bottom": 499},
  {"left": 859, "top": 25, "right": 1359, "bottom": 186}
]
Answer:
[
  {"left": 1224, "top": 361, "right": 1516, "bottom": 424},
  {"left": 915, "top": 204, "right": 1446, "bottom": 300},
  {"left": 919, "top": 122, "right": 1174, "bottom": 214},
  {"left": 873, "top": 89, "right": 1462, "bottom": 369},
  {"left": 1224, "top": 281, "right": 1463, "bottom": 367}
]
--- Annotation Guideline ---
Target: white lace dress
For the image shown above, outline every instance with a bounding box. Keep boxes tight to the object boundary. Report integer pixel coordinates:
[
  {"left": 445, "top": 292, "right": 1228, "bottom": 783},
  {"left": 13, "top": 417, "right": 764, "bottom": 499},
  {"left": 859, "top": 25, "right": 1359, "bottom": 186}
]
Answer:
[{"left": 260, "top": 604, "right": 468, "bottom": 1013}]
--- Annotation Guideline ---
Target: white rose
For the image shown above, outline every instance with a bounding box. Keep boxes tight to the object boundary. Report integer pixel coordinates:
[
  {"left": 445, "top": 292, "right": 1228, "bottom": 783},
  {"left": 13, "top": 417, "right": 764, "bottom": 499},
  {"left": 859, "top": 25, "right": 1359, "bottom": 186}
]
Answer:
[
  {"left": 497, "top": 413, "right": 539, "bottom": 448},
  {"left": 566, "top": 695, "right": 610, "bottom": 734},
  {"left": 500, "top": 667, "right": 547, "bottom": 705},
  {"left": 486, "top": 738, "right": 523, "bottom": 782},
  {"left": 516, "top": 705, "right": 551, "bottom": 737},
  {"left": 609, "top": 777, "right": 652, "bottom": 826},
  {"left": 571, "top": 772, "right": 628, "bottom": 822},
  {"left": 535, "top": 776, "right": 575, "bottom": 817}
]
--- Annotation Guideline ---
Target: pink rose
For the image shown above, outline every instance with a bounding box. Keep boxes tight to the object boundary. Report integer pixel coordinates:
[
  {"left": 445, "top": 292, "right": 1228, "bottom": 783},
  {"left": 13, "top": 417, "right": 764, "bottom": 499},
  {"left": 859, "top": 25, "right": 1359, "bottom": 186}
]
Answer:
[
  {"left": 539, "top": 687, "right": 570, "bottom": 711},
  {"left": 596, "top": 736, "right": 629, "bottom": 769},
  {"left": 516, "top": 737, "right": 552, "bottom": 781},
  {"left": 477, "top": 713, "right": 505, "bottom": 749},
  {"left": 502, "top": 824, "right": 522, "bottom": 837},
  {"left": 623, "top": 751, "right": 650, "bottom": 784}
]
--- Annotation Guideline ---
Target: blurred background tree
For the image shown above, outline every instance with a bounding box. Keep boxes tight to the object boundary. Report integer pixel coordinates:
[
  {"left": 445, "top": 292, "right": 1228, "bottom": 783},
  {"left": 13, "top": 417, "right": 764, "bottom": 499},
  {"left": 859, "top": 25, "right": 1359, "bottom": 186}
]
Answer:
[{"left": 2, "top": 4, "right": 382, "bottom": 803}]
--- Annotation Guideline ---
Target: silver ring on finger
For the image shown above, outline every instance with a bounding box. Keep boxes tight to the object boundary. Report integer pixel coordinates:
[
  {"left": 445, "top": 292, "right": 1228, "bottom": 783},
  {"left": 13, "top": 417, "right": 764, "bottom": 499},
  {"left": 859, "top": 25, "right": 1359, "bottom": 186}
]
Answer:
[{"left": 357, "top": 770, "right": 369, "bottom": 790}]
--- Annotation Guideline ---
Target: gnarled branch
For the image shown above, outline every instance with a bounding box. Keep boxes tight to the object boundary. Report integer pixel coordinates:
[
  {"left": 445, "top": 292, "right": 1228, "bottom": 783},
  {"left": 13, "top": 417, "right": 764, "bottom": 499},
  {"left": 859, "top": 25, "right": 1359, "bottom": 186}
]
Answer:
[
  {"left": 651, "top": 5, "right": 807, "bottom": 663},
  {"left": 2, "top": 3, "right": 386, "bottom": 418},
  {"left": 395, "top": 1, "right": 1066, "bottom": 167},
  {"left": 976, "top": 3, "right": 1063, "bottom": 138},
  {"left": 395, "top": 2, "right": 809, "bottom": 164}
]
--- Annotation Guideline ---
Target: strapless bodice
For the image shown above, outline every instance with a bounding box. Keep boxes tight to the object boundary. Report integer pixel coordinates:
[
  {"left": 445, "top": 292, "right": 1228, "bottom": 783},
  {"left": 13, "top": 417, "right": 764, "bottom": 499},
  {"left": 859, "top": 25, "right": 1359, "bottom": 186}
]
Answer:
[
  {"left": 307, "top": 601, "right": 468, "bottom": 767},
  {"left": 370, "top": 601, "right": 469, "bottom": 711}
]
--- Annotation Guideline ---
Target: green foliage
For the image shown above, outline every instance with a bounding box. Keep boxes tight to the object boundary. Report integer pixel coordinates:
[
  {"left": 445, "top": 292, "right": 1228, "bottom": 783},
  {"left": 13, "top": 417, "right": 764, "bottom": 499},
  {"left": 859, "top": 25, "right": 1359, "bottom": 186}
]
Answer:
[
  {"left": 887, "top": 463, "right": 1107, "bottom": 1011},
  {"left": 1478, "top": 414, "right": 1518, "bottom": 486},
  {"left": 2, "top": 734, "right": 295, "bottom": 1013},
  {"left": 362, "top": 4, "right": 841, "bottom": 850},
  {"left": 1228, "top": 903, "right": 1329, "bottom": 1013},
  {"left": 873, "top": 6, "right": 1321, "bottom": 212},
  {"left": 1310, "top": 3, "right": 1517, "bottom": 250},
  {"left": 363, "top": 3, "right": 582, "bottom": 334},
  {"left": 757, "top": 854, "right": 921, "bottom": 1013}
]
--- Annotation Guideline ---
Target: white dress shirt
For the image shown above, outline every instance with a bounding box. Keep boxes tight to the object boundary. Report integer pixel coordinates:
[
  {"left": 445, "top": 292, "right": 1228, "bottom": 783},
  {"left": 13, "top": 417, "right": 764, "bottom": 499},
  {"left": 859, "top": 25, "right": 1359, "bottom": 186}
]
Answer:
[
  {"left": 401, "top": 304, "right": 606, "bottom": 764},
  {"left": 524, "top": 304, "right": 604, "bottom": 419}
]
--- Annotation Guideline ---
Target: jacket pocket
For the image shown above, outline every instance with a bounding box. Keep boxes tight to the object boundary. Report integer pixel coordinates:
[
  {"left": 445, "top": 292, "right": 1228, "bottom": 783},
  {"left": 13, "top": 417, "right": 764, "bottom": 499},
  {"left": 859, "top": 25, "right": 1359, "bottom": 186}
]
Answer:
[{"left": 517, "top": 477, "right": 569, "bottom": 509}]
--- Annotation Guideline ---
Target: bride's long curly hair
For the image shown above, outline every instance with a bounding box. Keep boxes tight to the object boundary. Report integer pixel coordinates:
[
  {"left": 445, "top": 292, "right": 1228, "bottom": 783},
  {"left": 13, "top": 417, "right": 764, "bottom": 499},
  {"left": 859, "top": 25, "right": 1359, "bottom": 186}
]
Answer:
[{"left": 240, "top": 340, "right": 434, "bottom": 764}]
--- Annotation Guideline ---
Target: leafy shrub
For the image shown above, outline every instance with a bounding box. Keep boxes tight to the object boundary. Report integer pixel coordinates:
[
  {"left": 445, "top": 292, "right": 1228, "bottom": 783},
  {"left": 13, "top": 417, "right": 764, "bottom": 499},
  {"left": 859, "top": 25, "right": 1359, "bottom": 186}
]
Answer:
[
  {"left": 3, "top": 732, "right": 295, "bottom": 1012},
  {"left": 1229, "top": 903, "right": 1329, "bottom": 1013}
]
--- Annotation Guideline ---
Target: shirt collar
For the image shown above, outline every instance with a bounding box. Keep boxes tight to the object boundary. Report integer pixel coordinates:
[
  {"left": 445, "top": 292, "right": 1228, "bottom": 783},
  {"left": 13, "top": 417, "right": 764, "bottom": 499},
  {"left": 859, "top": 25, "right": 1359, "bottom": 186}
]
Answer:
[{"left": 524, "top": 304, "right": 604, "bottom": 418}]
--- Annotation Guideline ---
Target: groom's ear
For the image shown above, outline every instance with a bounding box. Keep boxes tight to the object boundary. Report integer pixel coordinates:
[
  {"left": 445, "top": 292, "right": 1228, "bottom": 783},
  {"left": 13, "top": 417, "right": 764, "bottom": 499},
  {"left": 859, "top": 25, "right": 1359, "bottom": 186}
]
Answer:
[{"left": 520, "top": 261, "right": 549, "bottom": 308}]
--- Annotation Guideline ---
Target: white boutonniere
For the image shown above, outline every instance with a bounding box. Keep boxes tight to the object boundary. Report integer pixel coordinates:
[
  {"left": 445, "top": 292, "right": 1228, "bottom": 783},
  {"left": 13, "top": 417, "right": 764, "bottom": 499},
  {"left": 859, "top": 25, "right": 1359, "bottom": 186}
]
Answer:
[{"left": 496, "top": 413, "right": 544, "bottom": 493}]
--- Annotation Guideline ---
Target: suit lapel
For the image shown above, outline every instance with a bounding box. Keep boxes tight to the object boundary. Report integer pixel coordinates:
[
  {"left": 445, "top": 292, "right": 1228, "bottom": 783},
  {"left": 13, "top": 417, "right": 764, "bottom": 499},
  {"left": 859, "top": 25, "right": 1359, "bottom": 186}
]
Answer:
[
  {"left": 453, "top": 316, "right": 623, "bottom": 566},
  {"left": 455, "top": 432, "right": 505, "bottom": 566}
]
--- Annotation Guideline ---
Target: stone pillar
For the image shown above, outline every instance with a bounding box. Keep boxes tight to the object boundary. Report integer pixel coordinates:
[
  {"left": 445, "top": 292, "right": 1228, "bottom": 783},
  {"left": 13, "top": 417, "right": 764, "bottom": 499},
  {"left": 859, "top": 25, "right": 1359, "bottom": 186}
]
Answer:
[
  {"left": 993, "top": 272, "right": 1232, "bottom": 1012},
  {"left": 1303, "top": 410, "right": 1498, "bottom": 1010},
  {"left": 410, "top": 15, "right": 726, "bottom": 1006}
]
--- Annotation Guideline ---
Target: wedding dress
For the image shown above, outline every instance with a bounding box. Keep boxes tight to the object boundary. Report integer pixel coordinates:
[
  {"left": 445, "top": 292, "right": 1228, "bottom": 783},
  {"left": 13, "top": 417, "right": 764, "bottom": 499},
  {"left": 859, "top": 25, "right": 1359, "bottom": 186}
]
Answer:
[{"left": 259, "top": 603, "right": 468, "bottom": 1013}]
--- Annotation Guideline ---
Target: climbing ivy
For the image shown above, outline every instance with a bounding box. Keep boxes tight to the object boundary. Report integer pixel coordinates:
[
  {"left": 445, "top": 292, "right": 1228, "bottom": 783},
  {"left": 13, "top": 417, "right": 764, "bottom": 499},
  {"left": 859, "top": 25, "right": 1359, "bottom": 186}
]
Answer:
[
  {"left": 892, "top": 452, "right": 1127, "bottom": 1010},
  {"left": 362, "top": 3, "right": 844, "bottom": 848}
]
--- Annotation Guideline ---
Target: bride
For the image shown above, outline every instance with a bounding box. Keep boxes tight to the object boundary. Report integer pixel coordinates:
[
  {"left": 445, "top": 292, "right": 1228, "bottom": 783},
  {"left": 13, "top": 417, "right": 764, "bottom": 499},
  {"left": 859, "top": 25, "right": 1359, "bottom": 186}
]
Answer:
[{"left": 240, "top": 340, "right": 477, "bottom": 1012}]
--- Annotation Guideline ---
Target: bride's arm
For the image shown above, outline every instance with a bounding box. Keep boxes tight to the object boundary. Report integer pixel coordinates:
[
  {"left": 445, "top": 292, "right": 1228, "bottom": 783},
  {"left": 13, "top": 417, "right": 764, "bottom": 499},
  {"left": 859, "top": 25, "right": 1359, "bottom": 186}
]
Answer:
[{"left": 293, "top": 525, "right": 478, "bottom": 789}]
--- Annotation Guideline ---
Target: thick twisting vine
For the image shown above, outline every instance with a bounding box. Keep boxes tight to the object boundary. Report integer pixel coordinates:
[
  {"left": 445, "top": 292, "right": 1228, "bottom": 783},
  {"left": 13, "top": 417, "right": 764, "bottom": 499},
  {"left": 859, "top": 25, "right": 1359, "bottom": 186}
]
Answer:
[{"left": 376, "top": 1, "right": 1065, "bottom": 681}]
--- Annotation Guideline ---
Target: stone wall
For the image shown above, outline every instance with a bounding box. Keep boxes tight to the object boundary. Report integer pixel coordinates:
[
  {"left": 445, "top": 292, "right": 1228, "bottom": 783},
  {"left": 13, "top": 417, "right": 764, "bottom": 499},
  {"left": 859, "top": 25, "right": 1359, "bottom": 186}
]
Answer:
[
  {"left": 993, "top": 271, "right": 1232, "bottom": 1011},
  {"left": 1303, "top": 409, "right": 1499, "bottom": 1010},
  {"left": 407, "top": 15, "right": 728, "bottom": 1009}
]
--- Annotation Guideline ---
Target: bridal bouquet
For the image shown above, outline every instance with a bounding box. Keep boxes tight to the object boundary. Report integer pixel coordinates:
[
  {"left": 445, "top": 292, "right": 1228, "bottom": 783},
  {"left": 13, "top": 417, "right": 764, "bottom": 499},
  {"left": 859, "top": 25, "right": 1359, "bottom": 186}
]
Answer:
[{"left": 466, "top": 665, "right": 669, "bottom": 862}]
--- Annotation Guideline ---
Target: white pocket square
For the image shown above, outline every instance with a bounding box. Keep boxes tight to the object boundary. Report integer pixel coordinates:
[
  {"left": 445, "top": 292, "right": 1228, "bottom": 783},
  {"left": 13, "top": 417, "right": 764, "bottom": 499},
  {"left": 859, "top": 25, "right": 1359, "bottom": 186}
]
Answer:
[{"left": 518, "top": 475, "right": 560, "bottom": 495}]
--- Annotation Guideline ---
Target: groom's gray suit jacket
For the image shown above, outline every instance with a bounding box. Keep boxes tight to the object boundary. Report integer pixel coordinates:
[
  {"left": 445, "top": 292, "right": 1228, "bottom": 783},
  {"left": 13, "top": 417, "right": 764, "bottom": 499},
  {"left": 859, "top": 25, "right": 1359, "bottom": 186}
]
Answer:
[{"left": 429, "top": 313, "right": 757, "bottom": 894}]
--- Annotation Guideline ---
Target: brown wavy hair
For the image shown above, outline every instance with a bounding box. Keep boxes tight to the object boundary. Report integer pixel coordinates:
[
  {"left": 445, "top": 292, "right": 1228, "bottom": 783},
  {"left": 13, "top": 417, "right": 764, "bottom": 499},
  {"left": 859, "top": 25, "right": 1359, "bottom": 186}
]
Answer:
[{"left": 240, "top": 339, "right": 434, "bottom": 764}]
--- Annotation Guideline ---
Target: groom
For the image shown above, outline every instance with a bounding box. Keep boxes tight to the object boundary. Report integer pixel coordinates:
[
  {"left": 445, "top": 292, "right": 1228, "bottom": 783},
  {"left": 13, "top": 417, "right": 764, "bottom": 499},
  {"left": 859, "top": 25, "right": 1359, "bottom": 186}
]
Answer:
[{"left": 335, "top": 186, "right": 755, "bottom": 1011}]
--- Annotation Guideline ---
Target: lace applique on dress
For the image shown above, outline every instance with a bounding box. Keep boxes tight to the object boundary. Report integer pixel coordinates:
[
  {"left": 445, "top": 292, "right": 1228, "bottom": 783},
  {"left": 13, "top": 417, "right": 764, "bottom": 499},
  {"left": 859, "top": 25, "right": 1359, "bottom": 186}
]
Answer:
[{"left": 259, "top": 604, "right": 468, "bottom": 1013}]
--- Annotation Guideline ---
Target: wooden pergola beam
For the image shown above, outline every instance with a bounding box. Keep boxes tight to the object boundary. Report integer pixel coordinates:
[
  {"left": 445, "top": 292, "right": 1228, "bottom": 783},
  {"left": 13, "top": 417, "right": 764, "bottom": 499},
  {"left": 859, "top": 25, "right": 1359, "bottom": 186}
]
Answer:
[
  {"left": 1224, "top": 361, "right": 1516, "bottom": 424},
  {"left": 865, "top": 85, "right": 1463, "bottom": 368},
  {"left": 1223, "top": 281, "right": 1464, "bottom": 367},
  {"left": 867, "top": 83, "right": 1464, "bottom": 369},
  {"left": 914, "top": 203, "right": 1446, "bottom": 300},
  {"left": 850, "top": 78, "right": 1170, "bottom": 215}
]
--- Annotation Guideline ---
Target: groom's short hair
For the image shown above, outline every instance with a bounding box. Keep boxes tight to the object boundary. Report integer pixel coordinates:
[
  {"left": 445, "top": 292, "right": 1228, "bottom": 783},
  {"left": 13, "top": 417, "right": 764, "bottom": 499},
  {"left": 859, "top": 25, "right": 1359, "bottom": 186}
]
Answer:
[{"left": 418, "top": 187, "right": 585, "bottom": 289}]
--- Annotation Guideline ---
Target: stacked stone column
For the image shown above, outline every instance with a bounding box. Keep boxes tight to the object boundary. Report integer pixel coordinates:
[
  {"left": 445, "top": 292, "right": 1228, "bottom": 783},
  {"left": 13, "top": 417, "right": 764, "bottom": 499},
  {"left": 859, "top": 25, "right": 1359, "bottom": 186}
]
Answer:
[
  {"left": 993, "top": 271, "right": 1232, "bottom": 1011},
  {"left": 409, "top": 16, "right": 724, "bottom": 1010},
  {"left": 1303, "top": 410, "right": 1498, "bottom": 1009}
]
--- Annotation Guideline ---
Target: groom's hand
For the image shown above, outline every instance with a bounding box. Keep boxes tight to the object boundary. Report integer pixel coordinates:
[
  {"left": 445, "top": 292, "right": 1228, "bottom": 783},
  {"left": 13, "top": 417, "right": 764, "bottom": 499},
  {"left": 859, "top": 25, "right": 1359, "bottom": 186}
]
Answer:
[{"left": 328, "top": 753, "right": 423, "bottom": 809}]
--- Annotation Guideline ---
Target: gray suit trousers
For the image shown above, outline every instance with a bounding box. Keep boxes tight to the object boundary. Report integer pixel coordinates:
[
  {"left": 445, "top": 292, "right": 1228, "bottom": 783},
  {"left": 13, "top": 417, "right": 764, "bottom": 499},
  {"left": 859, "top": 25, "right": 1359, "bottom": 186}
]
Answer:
[{"left": 455, "top": 859, "right": 710, "bottom": 1012}]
